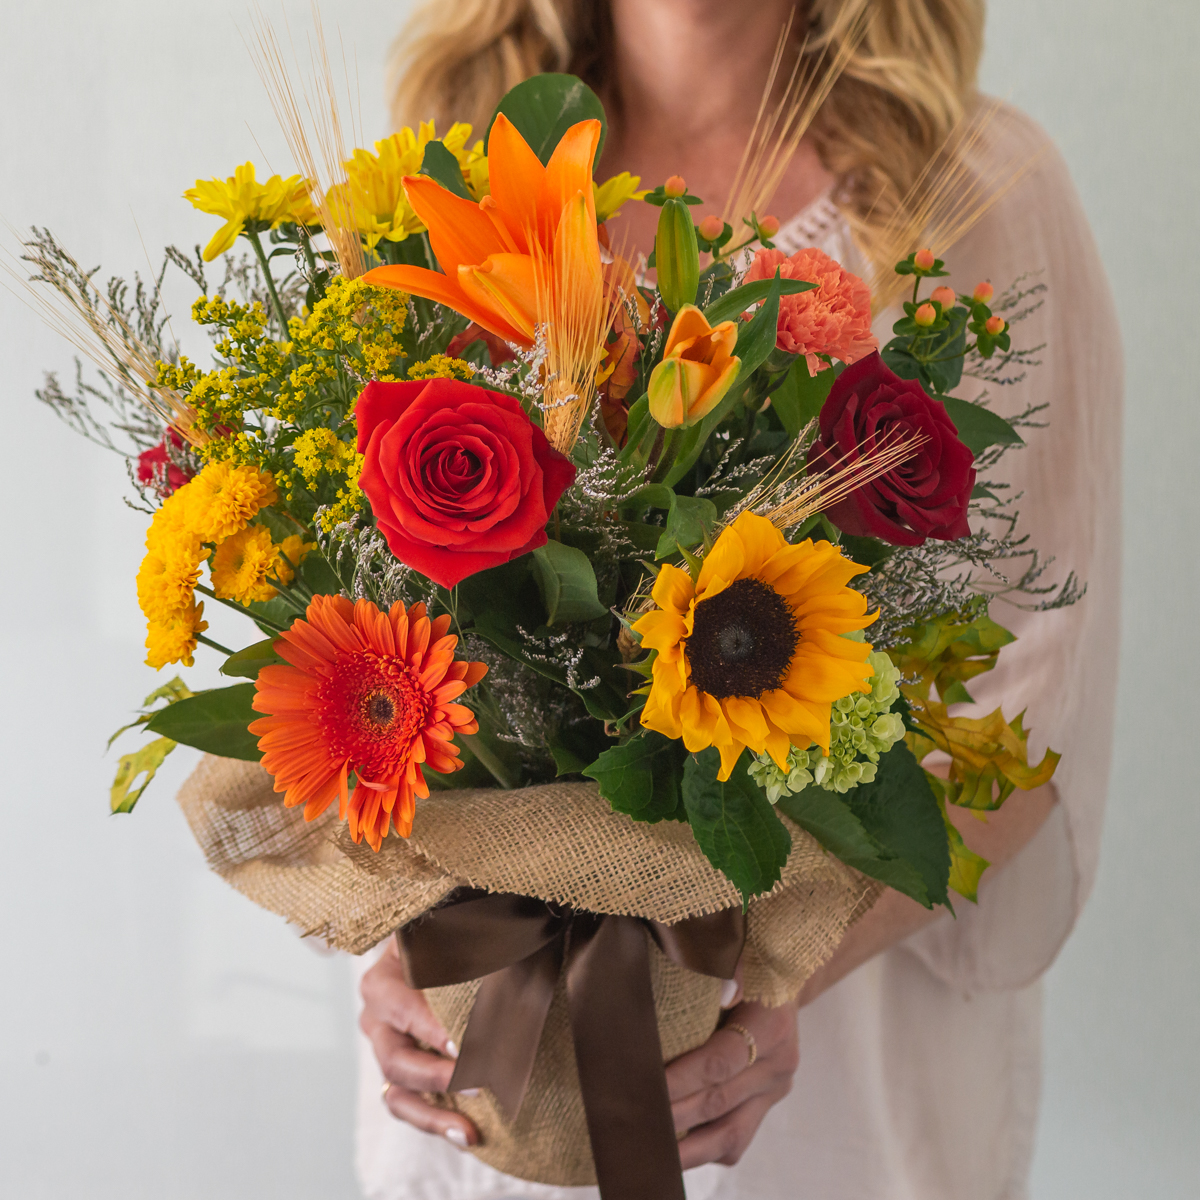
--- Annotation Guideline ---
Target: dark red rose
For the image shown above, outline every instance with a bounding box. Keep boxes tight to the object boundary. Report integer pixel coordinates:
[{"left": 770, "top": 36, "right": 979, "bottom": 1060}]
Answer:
[
  {"left": 355, "top": 378, "right": 576, "bottom": 588},
  {"left": 808, "top": 352, "right": 975, "bottom": 546},
  {"left": 136, "top": 429, "right": 194, "bottom": 497}
]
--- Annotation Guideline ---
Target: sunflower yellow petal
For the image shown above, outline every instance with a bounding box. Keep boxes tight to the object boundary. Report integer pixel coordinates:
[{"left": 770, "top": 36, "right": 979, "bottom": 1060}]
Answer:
[
  {"left": 650, "top": 561, "right": 695, "bottom": 614},
  {"left": 721, "top": 695, "right": 770, "bottom": 752},
  {"left": 727, "top": 512, "right": 784, "bottom": 578},
  {"left": 696, "top": 526, "right": 745, "bottom": 598}
]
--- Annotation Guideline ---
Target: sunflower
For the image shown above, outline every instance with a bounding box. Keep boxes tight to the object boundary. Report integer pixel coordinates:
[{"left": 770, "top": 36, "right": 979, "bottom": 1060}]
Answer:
[
  {"left": 249, "top": 595, "right": 487, "bottom": 850},
  {"left": 633, "top": 511, "right": 876, "bottom": 780}
]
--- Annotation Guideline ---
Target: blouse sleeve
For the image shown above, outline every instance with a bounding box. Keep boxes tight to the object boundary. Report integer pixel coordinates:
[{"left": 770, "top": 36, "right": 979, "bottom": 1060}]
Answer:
[{"left": 896, "top": 103, "right": 1124, "bottom": 991}]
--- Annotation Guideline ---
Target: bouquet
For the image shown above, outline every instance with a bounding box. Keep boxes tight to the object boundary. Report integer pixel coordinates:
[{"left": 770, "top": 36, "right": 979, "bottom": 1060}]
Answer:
[{"left": 20, "top": 62, "right": 1073, "bottom": 1199}]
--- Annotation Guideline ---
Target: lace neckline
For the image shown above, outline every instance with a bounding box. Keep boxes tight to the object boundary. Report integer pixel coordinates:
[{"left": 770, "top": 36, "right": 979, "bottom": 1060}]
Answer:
[{"left": 771, "top": 188, "right": 842, "bottom": 252}]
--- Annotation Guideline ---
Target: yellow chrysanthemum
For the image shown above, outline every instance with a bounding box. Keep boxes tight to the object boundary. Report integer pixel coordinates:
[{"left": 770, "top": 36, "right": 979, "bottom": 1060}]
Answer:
[
  {"left": 633, "top": 511, "right": 877, "bottom": 781},
  {"left": 145, "top": 601, "right": 208, "bottom": 670},
  {"left": 136, "top": 548, "right": 204, "bottom": 622},
  {"left": 210, "top": 526, "right": 313, "bottom": 606},
  {"left": 405, "top": 354, "right": 475, "bottom": 381},
  {"left": 331, "top": 122, "right": 485, "bottom": 250},
  {"left": 594, "top": 171, "right": 647, "bottom": 223},
  {"left": 184, "top": 163, "right": 312, "bottom": 261},
  {"left": 183, "top": 461, "right": 277, "bottom": 543}
]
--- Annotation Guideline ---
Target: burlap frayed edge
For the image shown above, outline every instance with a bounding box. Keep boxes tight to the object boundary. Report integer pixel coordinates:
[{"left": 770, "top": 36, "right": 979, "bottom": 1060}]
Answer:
[{"left": 177, "top": 754, "right": 881, "bottom": 1004}]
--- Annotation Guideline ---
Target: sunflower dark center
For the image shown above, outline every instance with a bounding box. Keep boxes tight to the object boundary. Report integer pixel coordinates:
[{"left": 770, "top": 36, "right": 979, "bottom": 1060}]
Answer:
[{"left": 687, "top": 577, "right": 799, "bottom": 700}]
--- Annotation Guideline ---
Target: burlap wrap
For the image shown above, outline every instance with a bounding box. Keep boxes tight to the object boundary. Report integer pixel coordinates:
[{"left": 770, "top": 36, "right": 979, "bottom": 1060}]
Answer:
[{"left": 177, "top": 754, "right": 881, "bottom": 1186}]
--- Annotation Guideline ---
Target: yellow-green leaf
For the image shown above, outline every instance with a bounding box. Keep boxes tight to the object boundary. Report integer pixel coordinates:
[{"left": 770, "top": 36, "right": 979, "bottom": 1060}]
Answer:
[{"left": 110, "top": 737, "right": 177, "bottom": 814}]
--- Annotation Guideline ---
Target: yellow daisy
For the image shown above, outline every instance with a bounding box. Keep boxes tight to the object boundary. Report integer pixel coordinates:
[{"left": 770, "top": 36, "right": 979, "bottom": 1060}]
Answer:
[
  {"left": 633, "top": 511, "right": 877, "bottom": 780},
  {"left": 184, "top": 163, "right": 311, "bottom": 261}
]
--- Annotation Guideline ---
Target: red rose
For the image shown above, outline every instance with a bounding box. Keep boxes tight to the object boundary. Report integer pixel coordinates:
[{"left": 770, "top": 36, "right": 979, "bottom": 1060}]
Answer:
[
  {"left": 808, "top": 353, "right": 975, "bottom": 546},
  {"left": 355, "top": 378, "right": 576, "bottom": 588},
  {"left": 136, "top": 429, "right": 194, "bottom": 497}
]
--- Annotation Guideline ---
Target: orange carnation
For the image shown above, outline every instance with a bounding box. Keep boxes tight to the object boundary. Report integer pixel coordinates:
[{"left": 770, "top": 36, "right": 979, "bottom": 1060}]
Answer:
[
  {"left": 745, "top": 247, "right": 877, "bottom": 375},
  {"left": 249, "top": 594, "right": 487, "bottom": 849}
]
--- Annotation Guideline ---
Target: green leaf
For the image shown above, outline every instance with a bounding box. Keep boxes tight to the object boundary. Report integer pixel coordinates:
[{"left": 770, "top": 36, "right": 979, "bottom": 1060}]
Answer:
[
  {"left": 485, "top": 73, "right": 607, "bottom": 168},
  {"left": 531, "top": 540, "right": 610, "bottom": 625},
  {"left": 731, "top": 270, "right": 785, "bottom": 379},
  {"left": 655, "top": 494, "right": 717, "bottom": 558},
  {"left": 419, "top": 139, "right": 472, "bottom": 200},
  {"left": 220, "top": 637, "right": 283, "bottom": 680},
  {"left": 937, "top": 396, "right": 1023, "bottom": 456},
  {"left": 682, "top": 748, "right": 792, "bottom": 904},
  {"left": 107, "top": 676, "right": 194, "bottom": 749},
  {"left": 146, "top": 683, "right": 263, "bottom": 761},
  {"left": 844, "top": 740, "right": 950, "bottom": 907},
  {"left": 775, "top": 788, "right": 931, "bottom": 904},
  {"left": 584, "top": 731, "right": 687, "bottom": 823},
  {"left": 702, "top": 277, "right": 814, "bottom": 327},
  {"left": 110, "top": 737, "right": 177, "bottom": 814},
  {"left": 769, "top": 355, "right": 836, "bottom": 440},
  {"left": 932, "top": 783, "right": 990, "bottom": 902}
]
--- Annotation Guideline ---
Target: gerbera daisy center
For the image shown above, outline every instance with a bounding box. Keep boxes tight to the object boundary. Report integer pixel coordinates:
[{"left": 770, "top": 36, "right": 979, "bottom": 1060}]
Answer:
[{"left": 687, "top": 577, "right": 799, "bottom": 700}]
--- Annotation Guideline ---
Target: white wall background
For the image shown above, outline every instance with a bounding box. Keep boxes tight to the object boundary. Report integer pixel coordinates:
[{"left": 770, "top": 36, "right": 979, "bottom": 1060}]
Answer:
[{"left": 0, "top": 2, "right": 1195, "bottom": 1198}]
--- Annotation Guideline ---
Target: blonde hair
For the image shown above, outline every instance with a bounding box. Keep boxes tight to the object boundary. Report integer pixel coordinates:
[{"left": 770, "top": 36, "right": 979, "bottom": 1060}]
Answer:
[{"left": 388, "top": 0, "right": 985, "bottom": 257}]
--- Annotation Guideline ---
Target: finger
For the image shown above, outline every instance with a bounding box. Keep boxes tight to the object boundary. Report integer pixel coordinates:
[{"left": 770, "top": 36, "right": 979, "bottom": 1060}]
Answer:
[
  {"left": 670, "top": 1059, "right": 773, "bottom": 1133},
  {"left": 360, "top": 957, "right": 457, "bottom": 1056},
  {"left": 677, "top": 1093, "right": 776, "bottom": 1170},
  {"left": 665, "top": 1025, "right": 755, "bottom": 1102},
  {"left": 719, "top": 959, "right": 745, "bottom": 1009},
  {"left": 382, "top": 1081, "right": 479, "bottom": 1148},
  {"left": 370, "top": 1024, "right": 457, "bottom": 1094}
]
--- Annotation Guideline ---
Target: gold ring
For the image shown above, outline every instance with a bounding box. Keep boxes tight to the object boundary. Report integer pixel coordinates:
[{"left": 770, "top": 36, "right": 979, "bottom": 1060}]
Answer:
[
  {"left": 725, "top": 1021, "right": 757, "bottom": 1068},
  {"left": 381, "top": 1080, "right": 393, "bottom": 1102}
]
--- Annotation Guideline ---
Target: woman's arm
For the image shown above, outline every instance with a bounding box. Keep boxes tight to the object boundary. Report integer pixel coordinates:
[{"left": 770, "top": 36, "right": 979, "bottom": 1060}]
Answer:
[{"left": 665, "top": 781, "right": 1058, "bottom": 1168}]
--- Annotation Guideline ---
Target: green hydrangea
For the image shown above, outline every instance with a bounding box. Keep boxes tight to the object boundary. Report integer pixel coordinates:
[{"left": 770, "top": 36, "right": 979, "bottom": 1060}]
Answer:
[{"left": 748, "top": 652, "right": 907, "bottom": 803}]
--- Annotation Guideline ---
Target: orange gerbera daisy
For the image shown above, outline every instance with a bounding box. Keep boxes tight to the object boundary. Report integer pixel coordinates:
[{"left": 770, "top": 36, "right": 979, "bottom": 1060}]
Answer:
[
  {"left": 249, "top": 594, "right": 487, "bottom": 849},
  {"left": 633, "top": 512, "right": 876, "bottom": 780}
]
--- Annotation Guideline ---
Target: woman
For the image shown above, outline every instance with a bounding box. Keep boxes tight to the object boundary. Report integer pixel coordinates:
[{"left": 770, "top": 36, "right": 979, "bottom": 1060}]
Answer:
[{"left": 357, "top": 1, "right": 1122, "bottom": 1197}]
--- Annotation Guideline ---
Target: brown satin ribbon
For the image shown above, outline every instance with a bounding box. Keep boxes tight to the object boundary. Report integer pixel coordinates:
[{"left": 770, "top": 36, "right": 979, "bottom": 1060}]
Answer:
[{"left": 395, "top": 889, "right": 745, "bottom": 1200}]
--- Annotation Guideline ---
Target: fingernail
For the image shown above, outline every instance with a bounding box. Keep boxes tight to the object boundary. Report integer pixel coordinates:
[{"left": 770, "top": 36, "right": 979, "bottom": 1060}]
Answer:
[
  {"left": 444, "top": 1127, "right": 469, "bottom": 1148},
  {"left": 459, "top": 1087, "right": 481, "bottom": 1098},
  {"left": 719, "top": 978, "right": 739, "bottom": 1008},
  {"left": 445, "top": 1039, "right": 459, "bottom": 1058}
]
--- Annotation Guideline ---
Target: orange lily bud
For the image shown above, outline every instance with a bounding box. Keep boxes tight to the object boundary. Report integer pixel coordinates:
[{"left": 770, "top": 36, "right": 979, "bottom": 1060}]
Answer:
[
  {"left": 757, "top": 214, "right": 781, "bottom": 238},
  {"left": 663, "top": 175, "right": 687, "bottom": 198},
  {"left": 985, "top": 315, "right": 1006, "bottom": 335},
  {"left": 647, "top": 304, "right": 740, "bottom": 429},
  {"left": 914, "top": 303, "right": 937, "bottom": 327},
  {"left": 698, "top": 214, "right": 724, "bottom": 241},
  {"left": 931, "top": 286, "right": 956, "bottom": 307},
  {"left": 914, "top": 247, "right": 936, "bottom": 270},
  {"left": 972, "top": 280, "right": 995, "bottom": 304}
]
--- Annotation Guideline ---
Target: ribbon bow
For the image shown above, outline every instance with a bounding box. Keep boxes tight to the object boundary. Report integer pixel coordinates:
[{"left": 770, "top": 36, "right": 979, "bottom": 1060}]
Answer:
[{"left": 396, "top": 889, "right": 745, "bottom": 1200}]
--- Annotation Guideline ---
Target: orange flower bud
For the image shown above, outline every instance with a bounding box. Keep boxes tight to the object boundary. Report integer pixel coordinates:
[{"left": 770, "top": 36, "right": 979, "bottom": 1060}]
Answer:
[
  {"left": 914, "top": 248, "right": 936, "bottom": 270},
  {"left": 931, "top": 286, "right": 956, "bottom": 307},
  {"left": 663, "top": 175, "right": 687, "bottom": 198},
  {"left": 972, "top": 280, "right": 995, "bottom": 304},
  {"left": 757, "top": 214, "right": 781, "bottom": 238},
  {"left": 985, "top": 315, "right": 1006, "bottom": 336},
  {"left": 698, "top": 214, "right": 724, "bottom": 241},
  {"left": 914, "top": 302, "right": 937, "bottom": 327},
  {"left": 648, "top": 304, "right": 741, "bottom": 429}
]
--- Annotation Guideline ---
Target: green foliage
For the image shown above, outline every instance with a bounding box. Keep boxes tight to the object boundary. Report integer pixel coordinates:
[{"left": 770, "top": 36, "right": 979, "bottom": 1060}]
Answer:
[
  {"left": 146, "top": 683, "right": 262, "bottom": 761},
  {"left": 584, "top": 730, "right": 688, "bottom": 823},
  {"left": 531, "top": 540, "right": 610, "bottom": 625},
  {"left": 929, "top": 779, "right": 990, "bottom": 902},
  {"left": 485, "top": 73, "right": 607, "bottom": 168},
  {"left": 769, "top": 355, "right": 836, "bottom": 440},
  {"left": 219, "top": 637, "right": 283, "bottom": 680},
  {"left": 778, "top": 739, "right": 950, "bottom": 908},
  {"left": 937, "top": 396, "right": 1023, "bottom": 456},
  {"left": 682, "top": 748, "right": 792, "bottom": 905},
  {"left": 701, "top": 277, "right": 815, "bottom": 327},
  {"left": 655, "top": 197, "right": 700, "bottom": 313},
  {"left": 110, "top": 737, "right": 177, "bottom": 814},
  {"left": 418, "top": 140, "right": 472, "bottom": 200}
]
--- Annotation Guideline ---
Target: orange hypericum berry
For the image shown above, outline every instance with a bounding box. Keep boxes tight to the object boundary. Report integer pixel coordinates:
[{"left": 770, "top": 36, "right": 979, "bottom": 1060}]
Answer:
[
  {"left": 663, "top": 175, "right": 687, "bottom": 198},
  {"left": 931, "top": 286, "right": 956, "bottom": 307},
  {"left": 914, "top": 303, "right": 937, "bottom": 327},
  {"left": 914, "top": 248, "right": 936, "bottom": 270},
  {"left": 698, "top": 214, "right": 724, "bottom": 241},
  {"left": 985, "top": 315, "right": 1006, "bottom": 335},
  {"left": 757, "top": 214, "right": 781, "bottom": 238},
  {"left": 972, "top": 280, "right": 995, "bottom": 303}
]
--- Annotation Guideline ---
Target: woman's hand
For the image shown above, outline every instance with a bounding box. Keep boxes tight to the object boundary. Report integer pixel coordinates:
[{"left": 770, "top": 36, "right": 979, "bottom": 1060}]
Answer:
[
  {"left": 666, "top": 998, "right": 800, "bottom": 1169},
  {"left": 359, "top": 938, "right": 479, "bottom": 1149}
]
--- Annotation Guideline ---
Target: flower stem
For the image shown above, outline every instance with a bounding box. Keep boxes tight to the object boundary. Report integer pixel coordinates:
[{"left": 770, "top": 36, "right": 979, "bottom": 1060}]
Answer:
[
  {"left": 196, "top": 632, "right": 235, "bottom": 655},
  {"left": 245, "top": 228, "right": 289, "bottom": 335},
  {"left": 195, "top": 583, "right": 290, "bottom": 632},
  {"left": 459, "top": 732, "right": 517, "bottom": 791}
]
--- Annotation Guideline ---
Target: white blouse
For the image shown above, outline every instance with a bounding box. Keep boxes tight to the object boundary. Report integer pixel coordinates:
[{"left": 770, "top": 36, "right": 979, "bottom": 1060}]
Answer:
[{"left": 352, "top": 104, "right": 1123, "bottom": 1200}]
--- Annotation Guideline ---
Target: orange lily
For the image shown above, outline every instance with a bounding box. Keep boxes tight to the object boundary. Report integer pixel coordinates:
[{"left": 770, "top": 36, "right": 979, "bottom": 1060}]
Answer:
[{"left": 362, "top": 113, "right": 603, "bottom": 350}]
